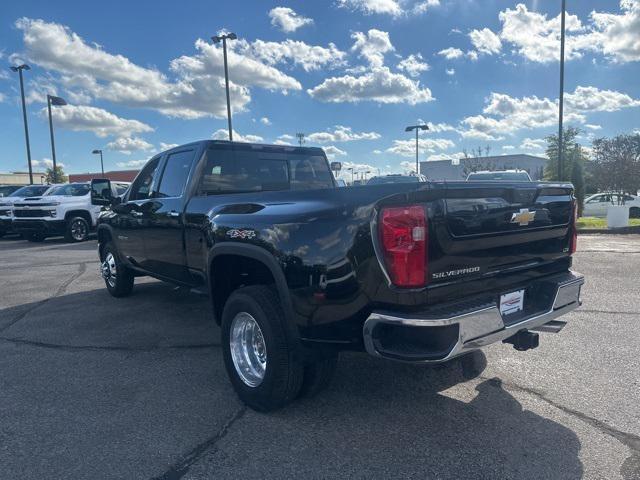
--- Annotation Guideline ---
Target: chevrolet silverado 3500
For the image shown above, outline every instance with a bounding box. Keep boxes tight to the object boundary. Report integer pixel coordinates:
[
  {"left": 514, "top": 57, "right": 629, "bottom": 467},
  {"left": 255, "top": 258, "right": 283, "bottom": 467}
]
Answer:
[{"left": 91, "top": 140, "right": 583, "bottom": 411}]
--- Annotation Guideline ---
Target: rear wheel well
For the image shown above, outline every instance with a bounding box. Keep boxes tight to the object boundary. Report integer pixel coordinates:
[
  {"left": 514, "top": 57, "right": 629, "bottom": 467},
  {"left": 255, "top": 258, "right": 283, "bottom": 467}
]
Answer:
[{"left": 210, "top": 255, "right": 276, "bottom": 324}]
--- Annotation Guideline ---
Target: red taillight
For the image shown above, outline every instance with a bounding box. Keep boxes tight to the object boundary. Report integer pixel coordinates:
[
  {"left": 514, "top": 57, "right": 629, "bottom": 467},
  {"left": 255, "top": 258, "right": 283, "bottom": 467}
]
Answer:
[
  {"left": 570, "top": 202, "right": 578, "bottom": 255},
  {"left": 379, "top": 205, "right": 427, "bottom": 288}
]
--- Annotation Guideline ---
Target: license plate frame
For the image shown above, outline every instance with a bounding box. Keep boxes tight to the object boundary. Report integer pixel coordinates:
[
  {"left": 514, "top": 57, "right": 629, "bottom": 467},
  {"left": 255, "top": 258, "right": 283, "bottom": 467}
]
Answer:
[{"left": 500, "top": 289, "right": 525, "bottom": 316}]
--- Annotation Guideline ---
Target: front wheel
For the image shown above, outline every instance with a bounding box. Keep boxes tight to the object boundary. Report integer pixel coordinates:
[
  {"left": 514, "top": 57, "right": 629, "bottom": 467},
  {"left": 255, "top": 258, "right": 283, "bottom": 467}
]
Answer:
[
  {"left": 101, "top": 242, "right": 134, "bottom": 297},
  {"left": 221, "top": 285, "right": 304, "bottom": 412},
  {"left": 65, "top": 216, "right": 90, "bottom": 242}
]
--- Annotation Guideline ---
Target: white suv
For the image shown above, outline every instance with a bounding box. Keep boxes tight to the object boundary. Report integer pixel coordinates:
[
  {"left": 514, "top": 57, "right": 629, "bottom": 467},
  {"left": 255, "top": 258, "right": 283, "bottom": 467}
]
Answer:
[{"left": 12, "top": 182, "right": 130, "bottom": 242}]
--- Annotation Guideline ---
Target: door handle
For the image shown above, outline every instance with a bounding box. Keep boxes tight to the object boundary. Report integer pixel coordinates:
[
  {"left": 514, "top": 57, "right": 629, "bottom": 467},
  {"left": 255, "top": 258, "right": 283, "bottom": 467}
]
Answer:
[
  {"left": 131, "top": 211, "right": 143, "bottom": 217},
  {"left": 167, "top": 211, "right": 180, "bottom": 217}
]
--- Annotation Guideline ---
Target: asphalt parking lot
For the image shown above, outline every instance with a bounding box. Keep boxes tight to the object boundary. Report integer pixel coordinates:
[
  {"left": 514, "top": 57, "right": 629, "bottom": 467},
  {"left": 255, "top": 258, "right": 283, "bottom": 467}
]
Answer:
[{"left": 1, "top": 234, "right": 639, "bottom": 479}]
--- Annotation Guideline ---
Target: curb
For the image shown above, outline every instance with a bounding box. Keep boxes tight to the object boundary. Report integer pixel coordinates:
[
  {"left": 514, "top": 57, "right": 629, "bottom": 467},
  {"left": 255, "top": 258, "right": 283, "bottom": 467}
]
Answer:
[{"left": 578, "top": 225, "right": 640, "bottom": 235}]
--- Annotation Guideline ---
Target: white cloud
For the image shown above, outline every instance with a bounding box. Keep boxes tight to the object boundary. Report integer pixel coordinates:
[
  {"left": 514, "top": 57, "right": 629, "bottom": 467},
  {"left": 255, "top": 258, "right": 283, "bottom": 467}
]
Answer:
[
  {"left": 16, "top": 18, "right": 301, "bottom": 120},
  {"left": 590, "top": 0, "right": 640, "bottom": 63},
  {"left": 105, "top": 136, "right": 153, "bottom": 154},
  {"left": 585, "top": 124, "right": 602, "bottom": 130},
  {"left": 307, "top": 125, "right": 380, "bottom": 143},
  {"left": 413, "top": 0, "right": 440, "bottom": 15},
  {"left": 337, "top": 0, "right": 403, "bottom": 17},
  {"left": 308, "top": 67, "right": 433, "bottom": 104},
  {"left": 469, "top": 28, "right": 502, "bottom": 55},
  {"left": 159, "top": 142, "right": 179, "bottom": 151},
  {"left": 0, "top": 92, "right": 5, "bottom": 102},
  {"left": 426, "top": 121, "right": 458, "bottom": 133},
  {"left": 337, "top": 0, "right": 439, "bottom": 17},
  {"left": 495, "top": 1, "right": 640, "bottom": 64},
  {"left": 32, "top": 158, "right": 65, "bottom": 169},
  {"left": 336, "top": 160, "right": 380, "bottom": 181},
  {"left": 42, "top": 104, "right": 153, "bottom": 138},
  {"left": 502, "top": 145, "right": 515, "bottom": 150},
  {"left": 397, "top": 53, "right": 429, "bottom": 77},
  {"left": 237, "top": 39, "right": 347, "bottom": 72},
  {"left": 446, "top": 68, "right": 455, "bottom": 75},
  {"left": 438, "top": 47, "right": 464, "bottom": 59},
  {"left": 273, "top": 139, "right": 293, "bottom": 145},
  {"left": 116, "top": 159, "right": 148, "bottom": 169},
  {"left": 386, "top": 138, "right": 455, "bottom": 157},
  {"left": 351, "top": 29, "right": 394, "bottom": 68},
  {"left": 322, "top": 145, "right": 347, "bottom": 159},
  {"left": 519, "top": 137, "right": 546, "bottom": 150},
  {"left": 278, "top": 134, "right": 294, "bottom": 141},
  {"left": 212, "top": 129, "right": 264, "bottom": 143},
  {"left": 268, "top": 7, "right": 313, "bottom": 33},
  {"left": 466, "top": 50, "right": 479, "bottom": 61},
  {"left": 460, "top": 85, "right": 640, "bottom": 140},
  {"left": 565, "top": 85, "right": 640, "bottom": 112},
  {"left": 260, "top": 116, "right": 271, "bottom": 125}
]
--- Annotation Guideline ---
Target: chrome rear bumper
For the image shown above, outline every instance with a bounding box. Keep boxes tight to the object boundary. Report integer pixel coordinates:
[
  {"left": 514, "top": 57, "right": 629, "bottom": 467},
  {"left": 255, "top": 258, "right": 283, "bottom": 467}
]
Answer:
[{"left": 363, "top": 270, "right": 584, "bottom": 363}]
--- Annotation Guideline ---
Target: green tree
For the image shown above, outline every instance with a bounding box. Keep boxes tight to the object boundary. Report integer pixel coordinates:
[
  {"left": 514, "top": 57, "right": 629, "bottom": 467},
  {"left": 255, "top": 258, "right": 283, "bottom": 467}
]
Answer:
[
  {"left": 591, "top": 133, "right": 640, "bottom": 197},
  {"left": 45, "top": 165, "right": 68, "bottom": 184},
  {"left": 544, "top": 126, "right": 587, "bottom": 214}
]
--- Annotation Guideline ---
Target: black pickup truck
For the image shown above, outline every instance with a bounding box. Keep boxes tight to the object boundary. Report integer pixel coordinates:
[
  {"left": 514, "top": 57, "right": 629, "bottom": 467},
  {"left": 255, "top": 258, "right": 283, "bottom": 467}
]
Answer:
[{"left": 91, "top": 140, "right": 584, "bottom": 411}]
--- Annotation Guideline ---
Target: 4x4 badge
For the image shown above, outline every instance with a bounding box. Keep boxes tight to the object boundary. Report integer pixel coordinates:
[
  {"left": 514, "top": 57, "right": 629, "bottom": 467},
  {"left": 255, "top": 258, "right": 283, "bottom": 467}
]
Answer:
[{"left": 510, "top": 208, "right": 536, "bottom": 226}]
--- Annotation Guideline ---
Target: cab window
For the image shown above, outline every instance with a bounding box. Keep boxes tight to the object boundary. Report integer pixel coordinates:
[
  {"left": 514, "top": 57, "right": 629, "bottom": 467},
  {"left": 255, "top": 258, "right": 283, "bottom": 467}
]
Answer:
[
  {"left": 129, "top": 158, "right": 160, "bottom": 201},
  {"left": 156, "top": 150, "right": 195, "bottom": 198}
]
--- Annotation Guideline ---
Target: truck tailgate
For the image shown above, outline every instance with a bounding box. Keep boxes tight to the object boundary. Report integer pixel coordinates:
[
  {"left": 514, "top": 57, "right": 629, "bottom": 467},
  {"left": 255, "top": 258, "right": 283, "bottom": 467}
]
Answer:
[{"left": 430, "top": 182, "right": 574, "bottom": 284}]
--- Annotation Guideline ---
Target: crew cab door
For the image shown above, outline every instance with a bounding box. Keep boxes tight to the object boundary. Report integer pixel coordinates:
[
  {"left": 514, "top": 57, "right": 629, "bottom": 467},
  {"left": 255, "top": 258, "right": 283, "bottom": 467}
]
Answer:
[
  {"left": 142, "top": 147, "right": 198, "bottom": 283},
  {"left": 113, "top": 156, "right": 162, "bottom": 266}
]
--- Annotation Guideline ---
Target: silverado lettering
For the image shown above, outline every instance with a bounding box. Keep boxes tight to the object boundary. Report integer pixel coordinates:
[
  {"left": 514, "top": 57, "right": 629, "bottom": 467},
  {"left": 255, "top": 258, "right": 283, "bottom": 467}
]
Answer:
[{"left": 91, "top": 140, "right": 584, "bottom": 412}]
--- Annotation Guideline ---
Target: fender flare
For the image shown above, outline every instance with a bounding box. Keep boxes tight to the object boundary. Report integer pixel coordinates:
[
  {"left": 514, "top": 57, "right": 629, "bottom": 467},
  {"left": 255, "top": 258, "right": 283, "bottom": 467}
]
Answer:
[{"left": 207, "top": 242, "right": 301, "bottom": 351}]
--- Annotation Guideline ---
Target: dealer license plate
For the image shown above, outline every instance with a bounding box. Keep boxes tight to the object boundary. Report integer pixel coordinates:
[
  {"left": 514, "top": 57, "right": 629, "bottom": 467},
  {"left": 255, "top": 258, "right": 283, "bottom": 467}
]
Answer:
[{"left": 500, "top": 289, "right": 524, "bottom": 316}]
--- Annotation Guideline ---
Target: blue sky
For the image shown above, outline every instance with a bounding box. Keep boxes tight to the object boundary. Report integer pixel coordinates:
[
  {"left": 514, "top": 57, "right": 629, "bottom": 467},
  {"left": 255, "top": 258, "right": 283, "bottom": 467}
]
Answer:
[{"left": 0, "top": 0, "right": 638, "bottom": 179}]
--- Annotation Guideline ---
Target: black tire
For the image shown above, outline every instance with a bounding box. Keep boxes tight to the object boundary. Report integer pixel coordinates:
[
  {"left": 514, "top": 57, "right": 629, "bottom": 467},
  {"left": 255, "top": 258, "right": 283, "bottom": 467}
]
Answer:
[
  {"left": 630, "top": 207, "right": 640, "bottom": 219},
  {"left": 27, "top": 233, "right": 45, "bottom": 242},
  {"left": 65, "top": 216, "right": 90, "bottom": 242},
  {"left": 221, "top": 285, "right": 304, "bottom": 412},
  {"left": 101, "top": 242, "right": 134, "bottom": 297},
  {"left": 298, "top": 355, "right": 338, "bottom": 399}
]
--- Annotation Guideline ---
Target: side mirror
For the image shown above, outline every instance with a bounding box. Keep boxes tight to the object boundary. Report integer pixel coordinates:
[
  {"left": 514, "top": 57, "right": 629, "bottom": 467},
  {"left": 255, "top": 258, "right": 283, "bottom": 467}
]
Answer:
[{"left": 91, "top": 178, "right": 113, "bottom": 206}]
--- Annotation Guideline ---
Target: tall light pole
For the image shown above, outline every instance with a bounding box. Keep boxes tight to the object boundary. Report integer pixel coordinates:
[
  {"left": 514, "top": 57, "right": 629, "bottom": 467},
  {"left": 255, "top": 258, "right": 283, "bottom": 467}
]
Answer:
[
  {"left": 346, "top": 167, "right": 354, "bottom": 185},
  {"left": 47, "top": 94, "right": 67, "bottom": 183},
  {"left": 405, "top": 124, "right": 429, "bottom": 174},
  {"left": 212, "top": 32, "right": 237, "bottom": 141},
  {"left": 557, "top": 0, "right": 567, "bottom": 181},
  {"left": 10, "top": 64, "right": 33, "bottom": 184},
  {"left": 92, "top": 149, "right": 104, "bottom": 175},
  {"left": 364, "top": 170, "right": 371, "bottom": 181},
  {"left": 296, "top": 132, "right": 306, "bottom": 146}
]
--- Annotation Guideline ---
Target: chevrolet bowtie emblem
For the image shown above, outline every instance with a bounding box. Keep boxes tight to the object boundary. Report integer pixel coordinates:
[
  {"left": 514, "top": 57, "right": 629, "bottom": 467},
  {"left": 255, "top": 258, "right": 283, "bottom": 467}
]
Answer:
[{"left": 510, "top": 208, "right": 536, "bottom": 226}]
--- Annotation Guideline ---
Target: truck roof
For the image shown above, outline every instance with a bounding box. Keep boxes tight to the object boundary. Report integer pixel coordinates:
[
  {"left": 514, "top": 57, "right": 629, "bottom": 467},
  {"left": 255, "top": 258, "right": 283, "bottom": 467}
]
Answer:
[{"left": 162, "top": 140, "right": 326, "bottom": 156}]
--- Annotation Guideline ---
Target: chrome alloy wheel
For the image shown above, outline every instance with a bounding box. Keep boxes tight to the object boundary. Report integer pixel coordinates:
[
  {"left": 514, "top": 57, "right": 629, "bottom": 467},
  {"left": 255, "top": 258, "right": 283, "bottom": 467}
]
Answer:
[
  {"left": 229, "top": 312, "right": 267, "bottom": 387},
  {"left": 101, "top": 252, "right": 117, "bottom": 288},
  {"left": 71, "top": 219, "right": 88, "bottom": 241}
]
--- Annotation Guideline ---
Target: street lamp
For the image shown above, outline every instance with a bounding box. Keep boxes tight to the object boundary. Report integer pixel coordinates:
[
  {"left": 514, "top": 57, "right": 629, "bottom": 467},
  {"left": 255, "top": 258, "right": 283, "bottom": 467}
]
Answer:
[
  {"left": 364, "top": 170, "right": 371, "bottom": 181},
  {"left": 10, "top": 64, "right": 33, "bottom": 184},
  {"left": 212, "top": 32, "right": 237, "bottom": 141},
  {"left": 405, "top": 124, "right": 429, "bottom": 175},
  {"left": 46, "top": 94, "right": 67, "bottom": 183},
  {"left": 92, "top": 149, "right": 104, "bottom": 175},
  {"left": 346, "top": 167, "right": 354, "bottom": 185},
  {"left": 558, "top": 0, "right": 567, "bottom": 181}
]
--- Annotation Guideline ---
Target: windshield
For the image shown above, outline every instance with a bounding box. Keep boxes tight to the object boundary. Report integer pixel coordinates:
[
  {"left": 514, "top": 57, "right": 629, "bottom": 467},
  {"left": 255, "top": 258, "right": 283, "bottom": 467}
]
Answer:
[
  {"left": 467, "top": 172, "right": 531, "bottom": 181},
  {"left": 367, "top": 176, "right": 420, "bottom": 185},
  {"left": 8, "top": 185, "right": 51, "bottom": 197},
  {"left": 48, "top": 184, "right": 91, "bottom": 196}
]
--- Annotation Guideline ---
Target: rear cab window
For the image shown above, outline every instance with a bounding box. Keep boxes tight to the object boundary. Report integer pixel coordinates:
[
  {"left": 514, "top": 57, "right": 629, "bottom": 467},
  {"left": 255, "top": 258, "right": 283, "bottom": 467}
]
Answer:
[{"left": 199, "top": 144, "right": 334, "bottom": 195}]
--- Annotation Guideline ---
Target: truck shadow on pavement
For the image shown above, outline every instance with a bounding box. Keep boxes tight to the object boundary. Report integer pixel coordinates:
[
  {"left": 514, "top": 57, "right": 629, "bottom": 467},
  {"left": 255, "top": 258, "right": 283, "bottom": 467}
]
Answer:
[{"left": 0, "top": 282, "right": 584, "bottom": 479}]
